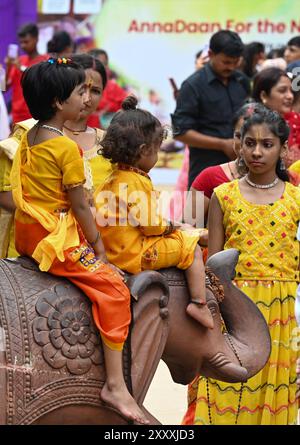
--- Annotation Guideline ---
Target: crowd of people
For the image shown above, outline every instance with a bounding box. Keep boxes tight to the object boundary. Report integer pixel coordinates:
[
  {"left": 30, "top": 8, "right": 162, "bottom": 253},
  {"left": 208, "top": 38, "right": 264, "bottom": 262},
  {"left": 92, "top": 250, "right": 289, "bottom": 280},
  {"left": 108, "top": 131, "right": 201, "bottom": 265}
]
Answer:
[
  {"left": 172, "top": 30, "right": 300, "bottom": 425},
  {"left": 0, "top": 21, "right": 300, "bottom": 425},
  {"left": 1, "top": 23, "right": 128, "bottom": 129}
]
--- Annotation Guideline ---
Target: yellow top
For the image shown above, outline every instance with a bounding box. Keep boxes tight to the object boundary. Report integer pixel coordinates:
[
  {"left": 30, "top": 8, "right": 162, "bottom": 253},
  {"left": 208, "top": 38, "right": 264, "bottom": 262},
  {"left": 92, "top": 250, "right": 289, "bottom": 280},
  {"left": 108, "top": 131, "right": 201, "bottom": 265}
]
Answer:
[
  {"left": 95, "top": 165, "right": 171, "bottom": 274},
  {"left": 0, "top": 119, "right": 38, "bottom": 192},
  {"left": 0, "top": 121, "right": 112, "bottom": 260},
  {"left": 0, "top": 150, "right": 15, "bottom": 256},
  {"left": 81, "top": 128, "right": 113, "bottom": 205},
  {"left": 0, "top": 150, "right": 12, "bottom": 193},
  {"left": 215, "top": 180, "right": 300, "bottom": 281},
  {"left": 0, "top": 150, "right": 17, "bottom": 258},
  {"left": 289, "top": 159, "right": 300, "bottom": 185},
  {"left": 289, "top": 160, "right": 300, "bottom": 175},
  {"left": 0, "top": 118, "right": 37, "bottom": 161},
  {"left": 11, "top": 132, "right": 85, "bottom": 271},
  {"left": 0, "top": 123, "right": 112, "bottom": 195}
]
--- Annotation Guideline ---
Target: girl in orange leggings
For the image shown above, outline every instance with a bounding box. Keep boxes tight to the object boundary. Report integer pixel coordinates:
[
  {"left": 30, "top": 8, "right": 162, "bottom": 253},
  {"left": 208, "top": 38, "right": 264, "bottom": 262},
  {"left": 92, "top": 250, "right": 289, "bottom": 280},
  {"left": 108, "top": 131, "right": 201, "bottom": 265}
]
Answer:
[{"left": 11, "top": 57, "right": 148, "bottom": 424}]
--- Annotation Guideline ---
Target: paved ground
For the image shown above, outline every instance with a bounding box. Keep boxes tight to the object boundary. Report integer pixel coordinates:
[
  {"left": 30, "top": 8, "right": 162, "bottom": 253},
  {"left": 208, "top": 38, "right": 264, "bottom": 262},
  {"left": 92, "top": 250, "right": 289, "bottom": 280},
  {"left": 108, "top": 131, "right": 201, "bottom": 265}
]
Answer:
[{"left": 144, "top": 361, "right": 188, "bottom": 425}]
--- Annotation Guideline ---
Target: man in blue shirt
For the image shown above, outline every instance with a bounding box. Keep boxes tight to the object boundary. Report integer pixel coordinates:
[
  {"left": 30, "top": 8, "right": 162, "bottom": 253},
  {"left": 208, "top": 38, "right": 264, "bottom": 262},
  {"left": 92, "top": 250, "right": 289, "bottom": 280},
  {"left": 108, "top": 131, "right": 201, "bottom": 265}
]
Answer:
[{"left": 172, "top": 30, "right": 250, "bottom": 187}]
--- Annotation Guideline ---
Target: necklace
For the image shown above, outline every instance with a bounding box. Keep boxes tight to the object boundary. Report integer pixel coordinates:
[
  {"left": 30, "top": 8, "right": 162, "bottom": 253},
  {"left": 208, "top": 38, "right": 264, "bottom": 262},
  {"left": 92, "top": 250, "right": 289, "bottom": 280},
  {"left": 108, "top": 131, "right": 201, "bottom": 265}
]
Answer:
[
  {"left": 39, "top": 124, "right": 64, "bottom": 137},
  {"left": 245, "top": 174, "right": 279, "bottom": 189},
  {"left": 63, "top": 124, "right": 87, "bottom": 135},
  {"left": 227, "top": 161, "right": 239, "bottom": 180}
]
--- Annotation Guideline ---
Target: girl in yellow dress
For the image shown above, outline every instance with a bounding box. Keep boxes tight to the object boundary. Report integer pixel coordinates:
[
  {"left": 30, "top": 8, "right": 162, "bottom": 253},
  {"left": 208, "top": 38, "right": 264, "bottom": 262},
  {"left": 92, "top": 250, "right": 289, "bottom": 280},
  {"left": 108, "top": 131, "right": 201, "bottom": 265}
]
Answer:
[
  {"left": 95, "top": 95, "right": 214, "bottom": 329},
  {"left": 185, "top": 107, "right": 300, "bottom": 424},
  {"left": 0, "top": 54, "right": 112, "bottom": 258},
  {"left": 10, "top": 57, "right": 148, "bottom": 424}
]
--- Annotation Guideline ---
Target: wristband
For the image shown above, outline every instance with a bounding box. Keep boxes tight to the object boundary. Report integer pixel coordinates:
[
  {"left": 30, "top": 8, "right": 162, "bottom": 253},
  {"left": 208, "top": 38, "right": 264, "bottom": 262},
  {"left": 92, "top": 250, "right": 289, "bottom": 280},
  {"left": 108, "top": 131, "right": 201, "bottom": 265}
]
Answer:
[{"left": 90, "top": 232, "right": 100, "bottom": 247}]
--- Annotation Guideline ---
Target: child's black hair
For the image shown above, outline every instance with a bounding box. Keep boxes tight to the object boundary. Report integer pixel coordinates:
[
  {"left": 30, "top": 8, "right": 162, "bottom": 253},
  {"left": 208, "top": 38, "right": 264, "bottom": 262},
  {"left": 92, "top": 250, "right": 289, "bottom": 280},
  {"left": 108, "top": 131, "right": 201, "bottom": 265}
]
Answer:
[
  {"left": 241, "top": 107, "right": 290, "bottom": 181},
  {"left": 100, "top": 96, "right": 163, "bottom": 165},
  {"left": 21, "top": 58, "right": 85, "bottom": 121}
]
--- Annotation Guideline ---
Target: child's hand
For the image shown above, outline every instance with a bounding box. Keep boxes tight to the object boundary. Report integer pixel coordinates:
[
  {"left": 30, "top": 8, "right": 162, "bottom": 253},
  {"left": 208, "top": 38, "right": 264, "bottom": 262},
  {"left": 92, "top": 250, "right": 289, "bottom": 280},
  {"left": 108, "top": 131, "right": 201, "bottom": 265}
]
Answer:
[
  {"left": 5, "top": 56, "right": 20, "bottom": 69},
  {"left": 107, "top": 263, "right": 126, "bottom": 279},
  {"left": 95, "top": 252, "right": 109, "bottom": 263},
  {"left": 199, "top": 229, "right": 208, "bottom": 247},
  {"left": 94, "top": 250, "right": 126, "bottom": 280},
  {"left": 93, "top": 243, "right": 108, "bottom": 263},
  {"left": 101, "top": 261, "right": 126, "bottom": 280}
]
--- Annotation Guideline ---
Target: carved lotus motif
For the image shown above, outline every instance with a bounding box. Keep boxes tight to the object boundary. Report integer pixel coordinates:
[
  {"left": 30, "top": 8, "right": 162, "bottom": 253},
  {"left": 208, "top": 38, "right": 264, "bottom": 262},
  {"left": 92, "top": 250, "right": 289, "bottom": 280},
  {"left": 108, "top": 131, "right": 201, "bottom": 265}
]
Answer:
[{"left": 33, "top": 284, "right": 103, "bottom": 375}]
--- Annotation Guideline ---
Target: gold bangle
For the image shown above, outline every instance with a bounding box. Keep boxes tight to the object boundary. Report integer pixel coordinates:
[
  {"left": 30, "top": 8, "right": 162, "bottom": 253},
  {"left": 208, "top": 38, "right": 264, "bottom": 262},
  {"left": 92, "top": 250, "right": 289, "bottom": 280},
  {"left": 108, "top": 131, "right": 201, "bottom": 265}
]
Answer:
[{"left": 90, "top": 232, "right": 100, "bottom": 247}]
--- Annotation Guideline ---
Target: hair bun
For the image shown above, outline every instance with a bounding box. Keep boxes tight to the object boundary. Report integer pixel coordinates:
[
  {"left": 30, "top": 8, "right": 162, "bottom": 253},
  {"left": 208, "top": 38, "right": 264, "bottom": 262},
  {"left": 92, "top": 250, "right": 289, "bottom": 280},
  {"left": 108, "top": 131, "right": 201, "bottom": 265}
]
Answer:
[{"left": 122, "top": 95, "right": 138, "bottom": 111}]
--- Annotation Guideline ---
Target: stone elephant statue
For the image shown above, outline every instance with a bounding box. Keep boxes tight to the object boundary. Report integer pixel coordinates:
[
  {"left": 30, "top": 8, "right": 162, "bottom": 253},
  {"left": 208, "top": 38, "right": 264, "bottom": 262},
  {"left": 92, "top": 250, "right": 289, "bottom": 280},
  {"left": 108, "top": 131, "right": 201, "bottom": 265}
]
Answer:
[{"left": 0, "top": 249, "right": 271, "bottom": 424}]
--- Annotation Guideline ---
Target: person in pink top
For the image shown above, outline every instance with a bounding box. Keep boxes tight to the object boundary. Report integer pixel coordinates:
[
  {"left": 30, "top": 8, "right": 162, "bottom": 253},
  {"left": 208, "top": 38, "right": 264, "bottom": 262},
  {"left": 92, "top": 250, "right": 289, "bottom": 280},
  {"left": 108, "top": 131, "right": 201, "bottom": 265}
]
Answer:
[
  {"left": 184, "top": 102, "right": 264, "bottom": 225},
  {"left": 5, "top": 23, "right": 48, "bottom": 124}
]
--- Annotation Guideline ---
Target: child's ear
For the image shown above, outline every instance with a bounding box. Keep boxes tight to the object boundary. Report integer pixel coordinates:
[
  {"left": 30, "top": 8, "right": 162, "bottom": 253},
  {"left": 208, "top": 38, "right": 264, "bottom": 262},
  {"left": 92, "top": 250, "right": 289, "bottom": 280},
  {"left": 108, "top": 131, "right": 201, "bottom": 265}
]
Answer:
[
  {"left": 54, "top": 98, "right": 63, "bottom": 111},
  {"left": 139, "top": 143, "right": 149, "bottom": 155}
]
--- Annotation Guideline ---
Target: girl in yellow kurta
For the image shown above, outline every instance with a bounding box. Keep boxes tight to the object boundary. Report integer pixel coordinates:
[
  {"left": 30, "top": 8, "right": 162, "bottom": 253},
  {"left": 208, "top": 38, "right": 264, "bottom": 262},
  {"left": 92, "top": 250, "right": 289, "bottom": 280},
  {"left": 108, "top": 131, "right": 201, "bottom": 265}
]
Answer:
[
  {"left": 0, "top": 54, "right": 112, "bottom": 258},
  {"left": 184, "top": 107, "right": 300, "bottom": 424},
  {"left": 10, "top": 57, "right": 148, "bottom": 424},
  {"left": 95, "top": 95, "right": 214, "bottom": 329}
]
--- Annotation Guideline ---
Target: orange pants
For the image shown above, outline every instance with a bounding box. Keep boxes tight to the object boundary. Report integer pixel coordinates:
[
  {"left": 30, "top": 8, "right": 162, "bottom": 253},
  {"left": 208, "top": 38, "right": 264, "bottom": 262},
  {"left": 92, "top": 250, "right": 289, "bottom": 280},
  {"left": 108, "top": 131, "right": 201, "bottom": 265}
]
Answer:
[{"left": 15, "top": 220, "right": 131, "bottom": 351}]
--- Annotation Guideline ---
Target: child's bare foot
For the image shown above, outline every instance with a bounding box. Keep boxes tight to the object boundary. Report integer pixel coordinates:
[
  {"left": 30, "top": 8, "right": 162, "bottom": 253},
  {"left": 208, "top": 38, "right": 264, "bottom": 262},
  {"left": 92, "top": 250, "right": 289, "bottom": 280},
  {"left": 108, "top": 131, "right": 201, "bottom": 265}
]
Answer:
[
  {"left": 186, "top": 301, "right": 214, "bottom": 329},
  {"left": 101, "top": 381, "right": 150, "bottom": 424}
]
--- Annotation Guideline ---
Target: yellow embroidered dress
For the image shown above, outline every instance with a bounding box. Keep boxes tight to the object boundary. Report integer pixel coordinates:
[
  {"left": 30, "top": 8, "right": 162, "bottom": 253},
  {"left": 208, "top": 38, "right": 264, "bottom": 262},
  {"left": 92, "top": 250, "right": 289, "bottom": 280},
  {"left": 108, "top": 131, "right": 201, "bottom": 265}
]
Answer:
[{"left": 188, "top": 180, "right": 300, "bottom": 425}]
